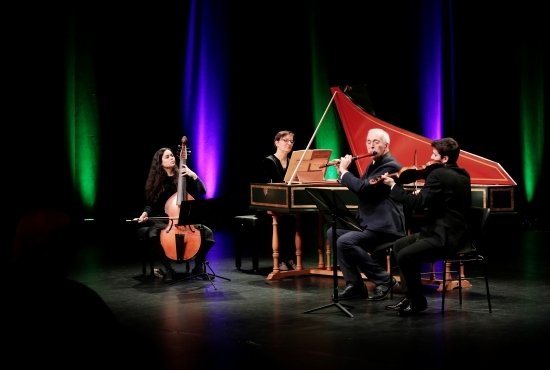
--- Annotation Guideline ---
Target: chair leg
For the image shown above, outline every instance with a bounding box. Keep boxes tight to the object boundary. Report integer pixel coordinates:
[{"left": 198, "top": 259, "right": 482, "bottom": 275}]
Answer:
[
  {"left": 442, "top": 256, "right": 493, "bottom": 313},
  {"left": 235, "top": 228, "right": 243, "bottom": 270},
  {"left": 458, "top": 261, "right": 463, "bottom": 306},
  {"left": 387, "top": 248, "right": 393, "bottom": 299},
  {"left": 441, "top": 259, "right": 447, "bottom": 314},
  {"left": 482, "top": 259, "right": 492, "bottom": 313}
]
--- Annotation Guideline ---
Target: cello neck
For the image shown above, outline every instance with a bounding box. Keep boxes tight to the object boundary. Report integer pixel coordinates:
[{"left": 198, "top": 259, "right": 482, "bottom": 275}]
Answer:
[{"left": 176, "top": 136, "right": 189, "bottom": 205}]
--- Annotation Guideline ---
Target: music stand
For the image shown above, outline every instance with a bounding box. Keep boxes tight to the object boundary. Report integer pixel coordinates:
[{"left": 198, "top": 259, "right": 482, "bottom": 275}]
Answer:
[
  {"left": 303, "top": 187, "right": 362, "bottom": 318},
  {"left": 169, "top": 200, "right": 231, "bottom": 288},
  {"left": 284, "top": 149, "right": 332, "bottom": 184}
]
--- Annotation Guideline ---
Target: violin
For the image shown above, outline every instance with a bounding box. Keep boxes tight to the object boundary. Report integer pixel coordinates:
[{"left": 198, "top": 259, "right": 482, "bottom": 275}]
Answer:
[
  {"left": 159, "top": 136, "right": 202, "bottom": 262},
  {"left": 369, "top": 160, "right": 444, "bottom": 185}
]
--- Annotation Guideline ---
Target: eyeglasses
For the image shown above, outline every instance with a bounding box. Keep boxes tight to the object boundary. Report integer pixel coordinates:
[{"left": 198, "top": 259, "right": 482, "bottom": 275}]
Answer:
[{"left": 280, "top": 139, "right": 295, "bottom": 144}]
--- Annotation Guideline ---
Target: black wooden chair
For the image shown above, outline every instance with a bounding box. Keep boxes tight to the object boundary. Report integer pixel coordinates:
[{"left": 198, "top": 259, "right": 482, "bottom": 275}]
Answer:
[{"left": 440, "top": 206, "right": 492, "bottom": 313}]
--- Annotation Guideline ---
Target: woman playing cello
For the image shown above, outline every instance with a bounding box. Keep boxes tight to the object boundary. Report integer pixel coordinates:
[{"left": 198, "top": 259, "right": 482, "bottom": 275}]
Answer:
[{"left": 135, "top": 145, "right": 215, "bottom": 282}]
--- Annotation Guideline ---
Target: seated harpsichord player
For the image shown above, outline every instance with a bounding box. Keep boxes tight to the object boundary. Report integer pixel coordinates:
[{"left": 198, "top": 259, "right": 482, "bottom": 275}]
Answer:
[{"left": 259, "top": 130, "right": 298, "bottom": 271}]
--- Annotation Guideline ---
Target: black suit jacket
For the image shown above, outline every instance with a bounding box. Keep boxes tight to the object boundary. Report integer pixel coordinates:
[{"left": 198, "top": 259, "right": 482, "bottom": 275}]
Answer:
[
  {"left": 389, "top": 164, "right": 471, "bottom": 251},
  {"left": 340, "top": 153, "right": 406, "bottom": 237}
]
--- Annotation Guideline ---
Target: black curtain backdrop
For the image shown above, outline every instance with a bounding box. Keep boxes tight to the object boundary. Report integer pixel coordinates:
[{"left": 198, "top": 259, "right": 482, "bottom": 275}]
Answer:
[{"left": 4, "top": 1, "right": 549, "bottom": 256}]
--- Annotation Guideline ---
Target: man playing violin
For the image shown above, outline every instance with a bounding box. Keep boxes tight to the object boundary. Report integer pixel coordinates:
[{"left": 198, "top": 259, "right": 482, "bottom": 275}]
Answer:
[
  {"left": 329, "top": 128, "right": 407, "bottom": 301},
  {"left": 381, "top": 137, "right": 471, "bottom": 315}
]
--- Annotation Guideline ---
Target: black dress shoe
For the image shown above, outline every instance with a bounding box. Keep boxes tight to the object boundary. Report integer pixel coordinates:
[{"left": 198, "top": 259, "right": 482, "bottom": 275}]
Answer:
[
  {"left": 338, "top": 283, "right": 368, "bottom": 300},
  {"left": 368, "top": 277, "right": 397, "bottom": 301},
  {"left": 385, "top": 297, "right": 410, "bottom": 311},
  {"left": 397, "top": 301, "right": 428, "bottom": 316}
]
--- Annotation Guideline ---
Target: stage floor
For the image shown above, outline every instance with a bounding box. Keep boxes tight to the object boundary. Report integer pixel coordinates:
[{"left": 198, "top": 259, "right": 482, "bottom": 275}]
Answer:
[{"left": 6, "top": 223, "right": 550, "bottom": 370}]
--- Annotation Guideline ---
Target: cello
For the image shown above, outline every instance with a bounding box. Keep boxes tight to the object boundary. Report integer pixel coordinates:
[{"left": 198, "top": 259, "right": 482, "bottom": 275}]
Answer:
[{"left": 159, "top": 136, "right": 202, "bottom": 262}]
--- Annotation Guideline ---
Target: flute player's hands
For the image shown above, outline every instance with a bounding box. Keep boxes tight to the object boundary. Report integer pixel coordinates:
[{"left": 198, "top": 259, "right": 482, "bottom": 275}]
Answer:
[
  {"left": 339, "top": 155, "right": 352, "bottom": 171},
  {"left": 336, "top": 155, "right": 352, "bottom": 178}
]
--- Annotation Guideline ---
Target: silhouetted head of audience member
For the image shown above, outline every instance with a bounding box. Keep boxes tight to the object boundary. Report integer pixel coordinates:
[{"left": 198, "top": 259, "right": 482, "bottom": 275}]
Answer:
[
  {"left": 9, "top": 207, "right": 77, "bottom": 279},
  {"left": 5, "top": 208, "right": 131, "bottom": 367}
]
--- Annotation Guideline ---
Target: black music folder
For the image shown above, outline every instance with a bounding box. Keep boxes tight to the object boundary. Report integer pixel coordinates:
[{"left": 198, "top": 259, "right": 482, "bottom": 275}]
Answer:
[
  {"left": 305, "top": 187, "right": 362, "bottom": 231},
  {"left": 177, "top": 199, "right": 208, "bottom": 226}
]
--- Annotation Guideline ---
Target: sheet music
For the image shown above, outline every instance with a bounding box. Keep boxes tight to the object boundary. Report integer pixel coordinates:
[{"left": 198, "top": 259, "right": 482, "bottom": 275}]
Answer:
[{"left": 284, "top": 149, "right": 332, "bottom": 183}]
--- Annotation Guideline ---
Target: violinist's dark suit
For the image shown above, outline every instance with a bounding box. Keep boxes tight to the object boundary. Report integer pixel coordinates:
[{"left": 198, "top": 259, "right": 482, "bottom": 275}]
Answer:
[{"left": 389, "top": 163, "right": 471, "bottom": 311}]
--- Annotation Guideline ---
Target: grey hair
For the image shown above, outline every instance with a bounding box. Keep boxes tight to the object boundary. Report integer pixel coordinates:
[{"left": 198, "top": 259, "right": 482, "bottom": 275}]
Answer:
[{"left": 368, "top": 128, "right": 390, "bottom": 144}]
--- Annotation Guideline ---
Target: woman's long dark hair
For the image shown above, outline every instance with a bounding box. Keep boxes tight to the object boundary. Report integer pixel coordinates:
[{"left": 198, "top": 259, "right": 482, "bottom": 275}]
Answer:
[{"left": 144, "top": 147, "right": 179, "bottom": 204}]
